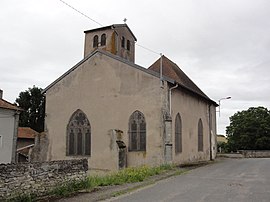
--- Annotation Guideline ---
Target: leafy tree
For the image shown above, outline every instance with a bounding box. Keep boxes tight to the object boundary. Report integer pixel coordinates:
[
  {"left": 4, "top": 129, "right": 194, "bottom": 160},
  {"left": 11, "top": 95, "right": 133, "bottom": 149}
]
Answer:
[
  {"left": 15, "top": 86, "right": 45, "bottom": 132},
  {"left": 226, "top": 106, "right": 270, "bottom": 151}
]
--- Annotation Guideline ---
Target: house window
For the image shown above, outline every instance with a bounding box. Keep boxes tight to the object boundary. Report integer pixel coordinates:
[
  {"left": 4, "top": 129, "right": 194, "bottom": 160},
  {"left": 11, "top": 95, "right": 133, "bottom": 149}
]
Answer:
[
  {"left": 101, "top": 33, "right": 106, "bottom": 46},
  {"left": 198, "top": 118, "right": 203, "bottom": 151},
  {"left": 175, "top": 113, "right": 182, "bottom": 154},
  {"left": 127, "top": 40, "right": 130, "bottom": 51},
  {"left": 0, "top": 135, "right": 2, "bottom": 148},
  {"left": 93, "top": 35, "right": 98, "bottom": 48},
  {"left": 67, "top": 109, "right": 91, "bottom": 156},
  {"left": 121, "top": 36, "right": 125, "bottom": 48},
  {"left": 128, "top": 110, "right": 146, "bottom": 151}
]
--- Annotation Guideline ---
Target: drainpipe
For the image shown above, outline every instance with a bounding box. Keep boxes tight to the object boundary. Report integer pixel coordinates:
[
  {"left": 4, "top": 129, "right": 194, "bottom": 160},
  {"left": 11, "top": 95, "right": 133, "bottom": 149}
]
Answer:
[
  {"left": 208, "top": 104, "right": 212, "bottom": 161},
  {"left": 169, "top": 84, "right": 178, "bottom": 116}
]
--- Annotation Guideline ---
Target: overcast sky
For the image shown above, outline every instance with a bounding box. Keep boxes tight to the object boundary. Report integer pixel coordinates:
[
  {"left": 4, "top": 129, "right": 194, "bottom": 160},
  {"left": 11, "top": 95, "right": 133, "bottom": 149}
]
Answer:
[{"left": 1, "top": 0, "right": 270, "bottom": 134}]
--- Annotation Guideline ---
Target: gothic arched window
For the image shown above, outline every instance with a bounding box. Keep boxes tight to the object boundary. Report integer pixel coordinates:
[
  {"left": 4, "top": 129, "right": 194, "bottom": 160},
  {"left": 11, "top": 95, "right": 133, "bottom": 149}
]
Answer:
[
  {"left": 128, "top": 110, "right": 146, "bottom": 151},
  {"left": 67, "top": 109, "right": 91, "bottom": 156},
  {"left": 93, "top": 35, "right": 98, "bottom": 48},
  {"left": 175, "top": 113, "right": 182, "bottom": 154},
  {"left": 198, "top": 118, "right": 203, "bottom": 152},
  {"left": 101, "top": 33, "right": 106, "bottom": 46}
]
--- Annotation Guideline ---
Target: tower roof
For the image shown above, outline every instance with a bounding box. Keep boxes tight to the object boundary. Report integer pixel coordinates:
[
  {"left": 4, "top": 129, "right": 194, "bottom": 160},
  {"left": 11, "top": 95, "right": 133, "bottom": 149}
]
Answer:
[{"left": 84, "top": 24, "right": 137, "bottom": 41}]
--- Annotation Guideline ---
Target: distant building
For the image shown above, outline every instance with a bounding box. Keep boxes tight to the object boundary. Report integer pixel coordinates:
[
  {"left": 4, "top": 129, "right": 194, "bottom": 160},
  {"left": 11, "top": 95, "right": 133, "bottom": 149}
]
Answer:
[
  {"left": 16, "top": 127, "right": 38, "bottom": 162},
  {"left": 43, "top": 24, "right": 218, "bottom": 171},
  {"left": 0, "top": 90, "right": 21, "bottom": 163},
  {"left": 217, "top": 134, "right": 227, "bottom": 143}
]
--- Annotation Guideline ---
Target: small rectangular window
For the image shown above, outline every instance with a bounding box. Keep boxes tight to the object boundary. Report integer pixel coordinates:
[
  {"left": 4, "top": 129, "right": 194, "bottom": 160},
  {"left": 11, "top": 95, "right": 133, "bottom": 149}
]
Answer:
[{"left": 0, "top": 135, "right": 2, "bottom": 148}]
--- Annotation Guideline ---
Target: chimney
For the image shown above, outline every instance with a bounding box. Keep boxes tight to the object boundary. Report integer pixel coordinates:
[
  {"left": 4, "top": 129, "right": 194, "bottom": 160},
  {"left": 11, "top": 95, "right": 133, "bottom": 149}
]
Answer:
[{"left": 0, "top": 89, "right": 2, "bottom": 99}]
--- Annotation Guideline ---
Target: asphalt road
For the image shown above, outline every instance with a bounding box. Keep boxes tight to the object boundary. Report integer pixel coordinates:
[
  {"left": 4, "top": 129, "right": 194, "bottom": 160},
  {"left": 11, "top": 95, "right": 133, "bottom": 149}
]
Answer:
[{"left": 107, "top": 158, "right": 270, "bottom": 202}]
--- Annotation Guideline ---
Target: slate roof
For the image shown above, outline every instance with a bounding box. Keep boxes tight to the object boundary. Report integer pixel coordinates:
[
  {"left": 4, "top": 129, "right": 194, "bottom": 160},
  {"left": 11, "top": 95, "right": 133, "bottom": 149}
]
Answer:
[
  {"left": 0, "top": 98, "right": 22, "bottom": 111},
  {"left": 149, "top": 55, "right": 217, "bottom": 104},
  {"left": 18, "top": 127, "right": 38, "bottom": 139}
]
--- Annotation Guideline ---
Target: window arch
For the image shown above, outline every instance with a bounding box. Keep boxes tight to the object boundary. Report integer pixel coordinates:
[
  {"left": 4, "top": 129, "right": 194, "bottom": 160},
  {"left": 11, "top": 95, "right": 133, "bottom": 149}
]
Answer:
[
  {"left": 101, "top": 33, "right": 106, "bottom": 46},
  {"left": 175, "top": 113, "right": 182, "bottom": 154},
  {"left": 121, "top": 36, "right": 125, "bottom": 48},
  {"left": 128, "top": 110, "right": 146, "bottom": 151},
  {"left": 93, "top": 35, "right": 98, "bottom": 48},
  {"left": 67, "top": 109, "right": 91, "bottom": 156},
  {"left": 127, "top": 40, "right": 130, "bottom": 51},
  {"left": 198, "top": 118, "right": 203, "bottom": 151}
]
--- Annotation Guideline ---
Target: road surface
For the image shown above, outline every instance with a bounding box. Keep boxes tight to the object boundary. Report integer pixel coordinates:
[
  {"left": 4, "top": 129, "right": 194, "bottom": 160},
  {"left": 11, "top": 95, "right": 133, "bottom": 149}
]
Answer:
[{"left": 107, "top": 158, "right": 270, "bottom": 202}]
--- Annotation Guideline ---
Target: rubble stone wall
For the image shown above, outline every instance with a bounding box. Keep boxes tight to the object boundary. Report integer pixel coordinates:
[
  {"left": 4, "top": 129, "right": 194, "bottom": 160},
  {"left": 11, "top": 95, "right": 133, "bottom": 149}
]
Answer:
[{"left": 0, "top": 159, "right": 88, "bottom": 200}]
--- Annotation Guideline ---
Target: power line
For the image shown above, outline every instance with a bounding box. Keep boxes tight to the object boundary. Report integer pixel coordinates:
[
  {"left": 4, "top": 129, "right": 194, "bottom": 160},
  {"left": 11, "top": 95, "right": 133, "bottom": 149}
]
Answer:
[
  {"left": 136, "top": 43, "right": 161, "bottom": 56},
  {"left": 58, "top": 0, "right": 161, "bottom": 56},
  {"left": 59, "top": 0, "right": 103, "bottom": 26}
]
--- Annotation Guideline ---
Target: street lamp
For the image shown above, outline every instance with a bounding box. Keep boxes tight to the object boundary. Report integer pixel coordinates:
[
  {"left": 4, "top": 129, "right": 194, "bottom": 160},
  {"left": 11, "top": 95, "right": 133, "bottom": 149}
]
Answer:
[{"left": 218, "top": 96, "right": 231, "bottom": 117}]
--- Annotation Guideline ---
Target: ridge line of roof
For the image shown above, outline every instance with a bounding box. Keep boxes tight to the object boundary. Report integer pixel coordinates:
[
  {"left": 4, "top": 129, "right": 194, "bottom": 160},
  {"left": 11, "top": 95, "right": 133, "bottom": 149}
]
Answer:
[
  {"left": 84, "top": 24, "right": 137, "bottom": 41},
  {"left": 42, "top": 50, "right": 174, "bottom": 93}
]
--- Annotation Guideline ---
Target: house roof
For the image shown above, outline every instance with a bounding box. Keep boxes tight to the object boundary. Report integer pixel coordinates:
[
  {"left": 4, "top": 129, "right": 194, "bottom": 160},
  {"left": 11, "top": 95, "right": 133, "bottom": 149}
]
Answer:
[
  {"left": 149, "top": 55, "right": 217, "bottom": 105},
  {"left": 0, "top": 98, "right": 22, "bottom": 111},
  {"left": 84, "top": 24, "right": 137, "bottom": 41},
  {"left": 18, "top": 127, "right": 38, "bottom": 139}
]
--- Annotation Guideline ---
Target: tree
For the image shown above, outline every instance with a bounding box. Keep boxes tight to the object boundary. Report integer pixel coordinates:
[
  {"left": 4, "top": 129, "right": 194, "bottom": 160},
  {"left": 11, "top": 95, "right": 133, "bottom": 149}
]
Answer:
[
  {"left": 15, "top": 86, "right": 45, "bottom": 133},
  {"left": 226, "top": 106, "right": 270, "bottom": 151}
]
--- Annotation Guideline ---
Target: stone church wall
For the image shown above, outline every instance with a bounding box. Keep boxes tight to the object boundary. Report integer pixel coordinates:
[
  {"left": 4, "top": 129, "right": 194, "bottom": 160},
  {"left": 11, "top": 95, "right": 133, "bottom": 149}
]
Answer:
[{"left": 0, "top": 159, "right": 88, "bottom": 200}]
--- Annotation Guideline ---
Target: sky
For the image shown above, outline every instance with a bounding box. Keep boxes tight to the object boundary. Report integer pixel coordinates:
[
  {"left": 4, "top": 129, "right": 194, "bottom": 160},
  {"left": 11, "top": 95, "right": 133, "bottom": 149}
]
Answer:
[{"left": 1, "top": 0, "right": 270, "bottom": 135}]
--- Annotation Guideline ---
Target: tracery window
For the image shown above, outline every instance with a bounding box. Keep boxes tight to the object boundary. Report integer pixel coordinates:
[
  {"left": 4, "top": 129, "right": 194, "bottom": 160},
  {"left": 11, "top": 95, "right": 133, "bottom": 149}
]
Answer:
[
  {"left": 67, "top": 109, "right": 91, "bottom": 156},
  {"left": 198, "top": 118, "right": 203, "bottom": 152},
  {"left": 93, "top": 35, "right": 98, "bottom": 48},
  {"left": 175, "top": 113, "right": 182, "bottom": 154},
  {"left": 128, "top": 110, "right": 146, "bottom": 151},
  {"left": 101, "top": 33, "right": 106, "bottom": 46}
]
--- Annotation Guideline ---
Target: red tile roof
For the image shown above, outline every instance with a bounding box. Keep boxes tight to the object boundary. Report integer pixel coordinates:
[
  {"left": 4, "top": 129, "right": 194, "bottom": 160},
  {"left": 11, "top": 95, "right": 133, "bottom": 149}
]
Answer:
[
  {"left": 0, "top": 98, "right": 22, "bottom": 111},
  {"left": 149, "top": 55, "right": 210, "bottom": 100},
  {"left": 18, "top": 127, "right": 38, "bottom": 139}
]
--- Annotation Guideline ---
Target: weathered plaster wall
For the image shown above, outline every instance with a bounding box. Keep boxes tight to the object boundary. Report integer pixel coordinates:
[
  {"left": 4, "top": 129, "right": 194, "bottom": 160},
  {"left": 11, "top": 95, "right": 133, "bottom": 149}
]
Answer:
[
  {"left": 0, "top": 108, "right": 18, "bottom": 163},
  {"left": 0, "top": 159, "right": 88, "bottom": 200},
  {"left": 171, "top": 89, "right": 216, "bottom": 164},
  {"left": 45, "top": 52, "right": 167, "bottom": 171}
]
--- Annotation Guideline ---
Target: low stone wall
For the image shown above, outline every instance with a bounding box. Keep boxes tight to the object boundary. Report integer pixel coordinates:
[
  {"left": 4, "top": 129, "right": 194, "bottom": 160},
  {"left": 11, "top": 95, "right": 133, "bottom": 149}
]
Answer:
[
  {"left": 0, "top": 159, "right": 88, "bottom": 200},
  {"left": 239, "top": 150, "right": 270, "bottom": 158}
]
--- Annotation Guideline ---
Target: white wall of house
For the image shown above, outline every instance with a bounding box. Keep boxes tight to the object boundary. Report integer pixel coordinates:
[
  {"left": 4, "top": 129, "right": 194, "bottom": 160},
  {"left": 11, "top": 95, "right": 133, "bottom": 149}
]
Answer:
[{"left": 0, "top": 108, "right": 19, "bottom": 163}]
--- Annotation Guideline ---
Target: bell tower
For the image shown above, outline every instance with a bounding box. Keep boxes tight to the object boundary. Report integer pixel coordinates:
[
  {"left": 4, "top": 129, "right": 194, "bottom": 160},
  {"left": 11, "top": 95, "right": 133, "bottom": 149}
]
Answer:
[{"left": 84, "top": 24, "right": 137, "bottom": 63}]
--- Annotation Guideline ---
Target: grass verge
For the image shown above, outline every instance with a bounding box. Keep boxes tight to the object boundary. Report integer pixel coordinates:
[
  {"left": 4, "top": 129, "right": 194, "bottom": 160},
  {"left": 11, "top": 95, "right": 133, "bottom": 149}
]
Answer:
[{"left": 8, "top": 164, "right": 176, "bottom": 201}]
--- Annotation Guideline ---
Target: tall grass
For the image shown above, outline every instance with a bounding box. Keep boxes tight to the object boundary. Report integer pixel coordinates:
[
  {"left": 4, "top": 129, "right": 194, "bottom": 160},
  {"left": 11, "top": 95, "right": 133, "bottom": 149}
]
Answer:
[{"left": 9, "top": 164, "right": 176, "bottom": 201}]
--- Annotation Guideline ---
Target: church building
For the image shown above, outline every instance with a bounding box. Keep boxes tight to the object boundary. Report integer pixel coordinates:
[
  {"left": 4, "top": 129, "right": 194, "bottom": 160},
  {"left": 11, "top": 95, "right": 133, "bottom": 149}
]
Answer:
[{"left": 43, "top": 24, "right": 218, "bottom": 171}]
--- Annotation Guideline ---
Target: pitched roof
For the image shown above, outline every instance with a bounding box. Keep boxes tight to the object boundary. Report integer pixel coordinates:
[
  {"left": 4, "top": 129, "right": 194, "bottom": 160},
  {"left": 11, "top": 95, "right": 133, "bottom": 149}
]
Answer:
[
  {"left": 43, "top": 50, "right": 174, "bottom": 93},
  {"left": 0, "top": 98, "right": 22, "bottom": 111},
  {"left": 149, "top": 55, "right": 214, "bottom": 103},
  {"left": 84, "top": 24, "right": 137, "bottom": 41},
  {"left": 18, "top": 127, "right": 38, "bottom": 139}
]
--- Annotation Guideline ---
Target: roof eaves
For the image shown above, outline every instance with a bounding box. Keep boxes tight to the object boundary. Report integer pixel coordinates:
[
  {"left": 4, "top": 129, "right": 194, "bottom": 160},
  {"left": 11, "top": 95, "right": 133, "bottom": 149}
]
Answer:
[
  {"left": 42, "top": 50, "right": 99, "bottom": 93},
  {"left": 174, "top": 82, "right": 218, "bottom": 106}
]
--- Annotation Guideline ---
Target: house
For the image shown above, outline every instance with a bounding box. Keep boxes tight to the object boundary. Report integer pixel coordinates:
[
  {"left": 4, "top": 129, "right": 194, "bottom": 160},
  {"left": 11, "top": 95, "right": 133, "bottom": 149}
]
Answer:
[
  {"left": 16, "top": 127, "right": 38, "bottom": 162},
  {"left": 217, "top": 134, "right": 227, "bottom": 144},
  {"left": 0, "top": 90, "right": 21, "bottom": 163},
  {"left": 43, "top": 24, "right": 218, "bottom": 171}
]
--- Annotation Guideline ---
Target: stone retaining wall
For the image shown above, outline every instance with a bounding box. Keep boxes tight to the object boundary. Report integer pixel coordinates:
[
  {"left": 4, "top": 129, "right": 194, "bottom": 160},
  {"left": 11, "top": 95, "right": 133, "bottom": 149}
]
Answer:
[
  {"left": 0, "top": 159, "right": 88, "bottom": 200},
  {"left": 239, "top": 150, "right": 270, "bottom": 158}
]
